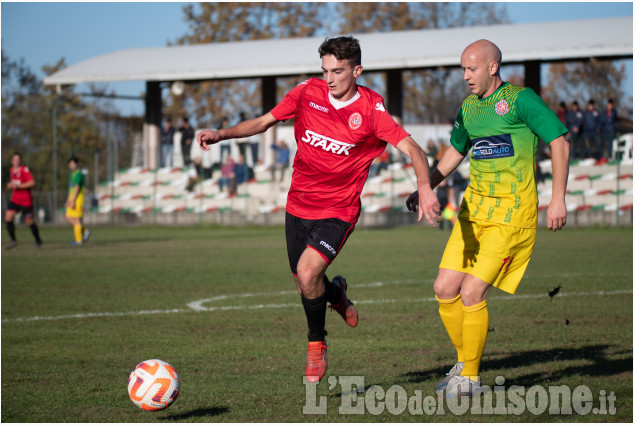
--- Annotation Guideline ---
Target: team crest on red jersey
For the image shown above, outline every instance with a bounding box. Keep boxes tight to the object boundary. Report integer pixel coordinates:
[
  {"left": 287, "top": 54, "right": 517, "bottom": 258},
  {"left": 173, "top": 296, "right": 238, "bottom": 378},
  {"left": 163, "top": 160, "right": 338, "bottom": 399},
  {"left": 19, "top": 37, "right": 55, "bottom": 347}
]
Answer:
[
  {"left": 348, "top": 112, "right": 362, "bottom": 130},
  {"left": 494, "top": 99, "right": 509, "bottom": 115}
]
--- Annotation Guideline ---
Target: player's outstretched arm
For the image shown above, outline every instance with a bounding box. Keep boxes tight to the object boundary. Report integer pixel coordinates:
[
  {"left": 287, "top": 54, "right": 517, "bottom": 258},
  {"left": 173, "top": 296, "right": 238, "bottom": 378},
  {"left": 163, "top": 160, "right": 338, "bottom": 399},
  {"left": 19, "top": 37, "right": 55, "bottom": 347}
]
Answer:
[
  {"left": 396, "top": 136, "right": 441, "bottom": 226},
  {"left": 7, "top": 178, "right": 35, "bottom": 191},
  {"left": 547, "top": 136, "right": 569, "bottom": 231},
  {"left": 406, "top": 145, "right": 466, "bottom": 213},
  {"left": 21, "top": 179, "right": 35, "bottom": 189},
  {"left": 197, "top": 113, "right": 280, "bottom": 152}
]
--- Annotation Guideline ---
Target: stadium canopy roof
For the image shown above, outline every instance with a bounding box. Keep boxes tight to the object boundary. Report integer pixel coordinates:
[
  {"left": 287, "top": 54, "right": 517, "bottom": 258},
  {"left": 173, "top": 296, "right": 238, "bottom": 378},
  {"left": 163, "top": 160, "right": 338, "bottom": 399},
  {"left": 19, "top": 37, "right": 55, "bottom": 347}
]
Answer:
[{"left": 44, "top": 16, "right": 633, "bottom": 86}]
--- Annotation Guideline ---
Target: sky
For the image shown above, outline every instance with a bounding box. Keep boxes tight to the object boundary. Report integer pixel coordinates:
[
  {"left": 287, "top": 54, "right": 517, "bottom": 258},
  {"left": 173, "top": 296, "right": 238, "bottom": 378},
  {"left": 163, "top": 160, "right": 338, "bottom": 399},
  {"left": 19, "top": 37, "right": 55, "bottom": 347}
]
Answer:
[{"left": 1, "top": 1, "right": 633, "bottom": 117}]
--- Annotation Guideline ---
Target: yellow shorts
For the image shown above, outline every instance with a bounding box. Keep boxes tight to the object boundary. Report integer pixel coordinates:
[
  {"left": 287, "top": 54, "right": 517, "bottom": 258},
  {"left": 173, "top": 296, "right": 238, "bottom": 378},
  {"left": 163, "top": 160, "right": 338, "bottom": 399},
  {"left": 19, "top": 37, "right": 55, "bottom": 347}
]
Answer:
[
  {"left": 65, "top": 196, "right": 84, "bottom": 219},
  {"left": 439, "top": 218, "right": 536, "bottom": 294}
]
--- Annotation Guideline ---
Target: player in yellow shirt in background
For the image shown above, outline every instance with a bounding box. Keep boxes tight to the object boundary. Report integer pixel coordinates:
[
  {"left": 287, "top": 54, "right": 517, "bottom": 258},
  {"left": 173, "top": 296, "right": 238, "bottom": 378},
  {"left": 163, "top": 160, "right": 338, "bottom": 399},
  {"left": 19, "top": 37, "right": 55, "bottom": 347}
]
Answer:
[
  {"left": 65, "top": 157, "right": 91, "bottom": 246},
  {"left": 407, "top": 39, "right": 569, "bottom": 398}
]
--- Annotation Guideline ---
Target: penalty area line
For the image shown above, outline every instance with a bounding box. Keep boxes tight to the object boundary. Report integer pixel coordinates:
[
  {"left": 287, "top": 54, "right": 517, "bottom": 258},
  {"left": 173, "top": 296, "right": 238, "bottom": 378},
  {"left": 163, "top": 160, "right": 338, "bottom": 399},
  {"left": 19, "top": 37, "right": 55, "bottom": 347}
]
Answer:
[{"left": 2, "top": 289, "right": 631, "bottom": 324}]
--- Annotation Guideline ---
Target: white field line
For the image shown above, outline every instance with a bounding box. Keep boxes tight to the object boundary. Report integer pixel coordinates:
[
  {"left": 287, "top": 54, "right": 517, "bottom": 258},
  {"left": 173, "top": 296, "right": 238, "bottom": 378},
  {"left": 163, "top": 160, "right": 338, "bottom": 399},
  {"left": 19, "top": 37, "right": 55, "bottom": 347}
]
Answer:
[{"left": 2, "top": 285, "right": 631, "bottom": 324}]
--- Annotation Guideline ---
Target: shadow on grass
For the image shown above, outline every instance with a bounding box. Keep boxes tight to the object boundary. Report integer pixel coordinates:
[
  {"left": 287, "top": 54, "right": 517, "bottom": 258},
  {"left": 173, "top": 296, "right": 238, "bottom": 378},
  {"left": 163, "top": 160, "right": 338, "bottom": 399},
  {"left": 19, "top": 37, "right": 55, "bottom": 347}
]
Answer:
[
  {"left": 160, "top": 406, "right": 230, "bottom": 420},
  {"left": 401, "top": 344, "right": 633, "bottom": 387},
  {"left": 485, "top": 344, "right": 633, "bottom": 387}
]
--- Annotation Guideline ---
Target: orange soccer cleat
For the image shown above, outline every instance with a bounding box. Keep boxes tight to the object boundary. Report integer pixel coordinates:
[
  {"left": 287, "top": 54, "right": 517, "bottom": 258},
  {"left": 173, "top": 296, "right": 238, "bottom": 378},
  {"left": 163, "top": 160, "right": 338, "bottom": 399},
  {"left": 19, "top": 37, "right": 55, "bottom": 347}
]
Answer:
[
  {"left": 305, "top": 340, "right": 328, "bottom": 383},
  {"left": 329, "top": 276, "right": 358, "bottom": 327}
]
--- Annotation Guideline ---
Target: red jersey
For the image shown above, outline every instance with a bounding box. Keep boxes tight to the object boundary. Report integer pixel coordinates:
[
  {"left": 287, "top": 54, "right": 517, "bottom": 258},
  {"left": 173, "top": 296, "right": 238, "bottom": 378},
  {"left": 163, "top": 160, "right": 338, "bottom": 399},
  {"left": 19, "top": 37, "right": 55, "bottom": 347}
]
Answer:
[
  {"left": 270, "top": 78, "right": 409, "bottom": 223},
  {"left": 10, "top": 165, "right": 34, "bottom": 207}
]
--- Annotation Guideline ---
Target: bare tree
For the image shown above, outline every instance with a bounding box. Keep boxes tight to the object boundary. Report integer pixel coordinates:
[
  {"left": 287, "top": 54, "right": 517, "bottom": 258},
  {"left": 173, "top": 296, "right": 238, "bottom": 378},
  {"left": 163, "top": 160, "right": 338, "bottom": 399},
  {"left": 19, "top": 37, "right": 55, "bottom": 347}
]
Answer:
[{"left": 543, "top": 59, "right": 631, "bottom": 119}]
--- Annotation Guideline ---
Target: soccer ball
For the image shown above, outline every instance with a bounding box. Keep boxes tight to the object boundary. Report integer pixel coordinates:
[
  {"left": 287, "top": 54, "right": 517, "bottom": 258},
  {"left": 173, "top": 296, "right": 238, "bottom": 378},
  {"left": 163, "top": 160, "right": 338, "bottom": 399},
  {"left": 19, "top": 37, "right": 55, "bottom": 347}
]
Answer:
[{"left": 127, "top": 359, "right": 180, "bottom": 411}]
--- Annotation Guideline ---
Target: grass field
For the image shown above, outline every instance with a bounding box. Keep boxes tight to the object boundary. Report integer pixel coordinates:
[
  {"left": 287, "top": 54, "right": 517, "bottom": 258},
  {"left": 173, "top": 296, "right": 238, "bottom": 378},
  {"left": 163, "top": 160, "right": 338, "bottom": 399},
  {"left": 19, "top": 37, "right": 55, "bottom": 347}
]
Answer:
[{"left": 1, "top": 224, "right": 632, "bottom": 422}]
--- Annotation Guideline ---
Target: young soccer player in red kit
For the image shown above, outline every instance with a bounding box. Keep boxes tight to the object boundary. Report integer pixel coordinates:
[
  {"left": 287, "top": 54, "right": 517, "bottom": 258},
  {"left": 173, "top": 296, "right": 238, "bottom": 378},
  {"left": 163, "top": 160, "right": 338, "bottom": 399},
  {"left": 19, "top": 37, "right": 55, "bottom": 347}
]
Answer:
[
  {"left": 5, "top": 152, "right": 42, "bottom": 249},
  {"left": 197, "top": 36, "right": 441, "bottom": 382}
]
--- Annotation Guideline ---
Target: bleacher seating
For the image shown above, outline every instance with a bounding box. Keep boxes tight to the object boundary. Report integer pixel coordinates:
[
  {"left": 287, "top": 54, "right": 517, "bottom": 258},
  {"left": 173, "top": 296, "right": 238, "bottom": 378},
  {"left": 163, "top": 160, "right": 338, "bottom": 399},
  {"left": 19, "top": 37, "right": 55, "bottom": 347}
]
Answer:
[
  {"left": 537, "top": 158, "right": 633, "bottom": 216},
  {"left": 90, "top": 152, "right": 632, "bottom": 227}
]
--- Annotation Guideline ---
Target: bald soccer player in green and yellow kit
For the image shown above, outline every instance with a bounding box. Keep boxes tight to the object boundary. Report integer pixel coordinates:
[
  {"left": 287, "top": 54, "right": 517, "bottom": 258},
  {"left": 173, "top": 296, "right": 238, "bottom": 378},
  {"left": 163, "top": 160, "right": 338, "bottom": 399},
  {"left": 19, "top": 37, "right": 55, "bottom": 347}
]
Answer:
[{"left": 407, "top": 39, "right": 570, "bottom": 399}]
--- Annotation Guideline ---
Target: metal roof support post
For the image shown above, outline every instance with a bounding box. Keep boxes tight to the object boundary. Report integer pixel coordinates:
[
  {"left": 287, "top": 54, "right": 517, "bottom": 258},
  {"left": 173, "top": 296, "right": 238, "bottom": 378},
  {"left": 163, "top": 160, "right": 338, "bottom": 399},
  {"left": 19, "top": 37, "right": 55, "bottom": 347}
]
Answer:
[
  {"left": 52, "top": 95, "right": 58, "bottom": 225},
  {"left": 524, "top": 60, "right": 542, "bottom": 96},
  {"left": 262, "top": 76, "right": 277, "bottom": 166},
  {"left": 262, "top": 76, "right": 277, "bottom": 114},
  {"left": 145, "top": 81, "right": 162, "bottom": 169},
  {"left": 386, "top": 69, "right": 404, "bottom": 122}
]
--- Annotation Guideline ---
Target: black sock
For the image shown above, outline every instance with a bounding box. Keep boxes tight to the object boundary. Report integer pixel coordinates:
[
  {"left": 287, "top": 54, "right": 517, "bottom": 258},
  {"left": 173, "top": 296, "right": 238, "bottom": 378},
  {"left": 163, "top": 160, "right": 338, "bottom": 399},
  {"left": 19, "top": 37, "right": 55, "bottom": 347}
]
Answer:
[
  {"left": 29, "top": 223, "right": 42, "bottom": 243},
  {"left": 6, "top": 221, "right": 16, "bottom": 241},
  {"left": 301, "top": 294, "right": 327, "bottom": 341},
  {"left": 323, "top": 275, "right": 341, "bottom": 305}
]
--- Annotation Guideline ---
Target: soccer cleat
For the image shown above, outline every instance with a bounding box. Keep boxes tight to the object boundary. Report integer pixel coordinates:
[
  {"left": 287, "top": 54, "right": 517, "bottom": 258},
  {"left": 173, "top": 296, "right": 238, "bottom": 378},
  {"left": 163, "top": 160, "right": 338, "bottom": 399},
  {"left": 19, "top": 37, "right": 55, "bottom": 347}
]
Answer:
[
  {"left": 70, "top": 241, "right": 83, "bottom": 247},
  {"left": 445, "top": 375, "right": 482, "bottom": 399},
  {"left": 83, "top": 229, "right": 91, "bottom": 242},
  {"left": 5, "top": 241, "right": 18, "bottom": 250},
  {"left": 328, "top": 276, "right": 358, "bottom": 327},
  {"left": 436, "top": 362, "right": 464, "bottom": 391},
  {"left": 35, "top": 240, "right": 42, "bottom": 248},
  {"left": 305, "top": 340, "right": 328, "bottom": 383}
]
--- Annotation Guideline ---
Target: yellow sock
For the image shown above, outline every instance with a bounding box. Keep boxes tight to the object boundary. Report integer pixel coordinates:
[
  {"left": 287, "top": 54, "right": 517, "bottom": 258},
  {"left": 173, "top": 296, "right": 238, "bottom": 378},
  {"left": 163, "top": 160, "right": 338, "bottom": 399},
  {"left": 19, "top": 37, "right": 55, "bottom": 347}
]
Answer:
[
  {"left": 436, "top": 294, "right": 464, "bottom": 363},
  {"left": 73, "top": 224, "right": 83, "bottom": 243},
  {"left": 461, "top": 300, "right": 488, "bottom": 379}
]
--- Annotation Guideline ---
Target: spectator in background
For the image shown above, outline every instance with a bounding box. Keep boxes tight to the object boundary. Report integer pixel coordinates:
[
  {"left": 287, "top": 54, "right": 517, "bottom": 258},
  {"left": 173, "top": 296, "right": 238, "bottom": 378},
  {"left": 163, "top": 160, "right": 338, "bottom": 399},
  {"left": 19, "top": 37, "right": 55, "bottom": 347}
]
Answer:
[
  {"left": 219, "top": 117, "right": 232, "bottom": 163},
  {"left": 4, "top": 152, "right": 42, "bottom": 250},
  {"left": 583, "top": 99, "right": 601, "bottom": 159},
  {"left": 435, "top": 178, "right": 451, "bottom": 230},
  {"left": 435, "top": 141, "right": 448, "bottom": 167},
  {"left": 601, "top": 99, "right": 618, "bottom": 161},
  {"left": 557, "top": 101, "right": 567, "bottom": 125},
  {"left": 160, "top": 118, "right": 175, "bottom": 168},
  {"left": 179, "top": 117, "right": 194, "bottom": 167},
  {"left": 270, "top": 140, "right": 290, "bottom": 182},
  {"left": 217, "top": 156, "right": 235, "bottom": 193},
  {"left": 426, "top": 139, "right": 440, "bottom": 169},
  {"left": 556, "top": 101, "right": 569, "bottom": 148},
  {"left": 234, "top": 154, "right": 250, "bottom": 191},
  {"left": 185, "top": 156, "right": 202, "bottom": 193},
  {"left": 450, "top": 170, "right": 467, "bottom": 207},
  {"left": 369, "top": 149, "right": 390, "bottom": 177},
  {"left": 566, "top": 101, "right": 584, "bottom": 159}
]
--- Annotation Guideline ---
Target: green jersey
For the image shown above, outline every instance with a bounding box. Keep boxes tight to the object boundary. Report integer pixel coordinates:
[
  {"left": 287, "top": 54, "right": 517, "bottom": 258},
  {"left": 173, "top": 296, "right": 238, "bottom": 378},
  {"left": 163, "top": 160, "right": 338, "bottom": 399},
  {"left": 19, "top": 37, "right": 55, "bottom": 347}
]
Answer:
[
  {"left": 69, "top": 169, "right": 85, "bottom": 197},
  {"left": 450, "top": 82, "right": 567, "bottom": 228}
]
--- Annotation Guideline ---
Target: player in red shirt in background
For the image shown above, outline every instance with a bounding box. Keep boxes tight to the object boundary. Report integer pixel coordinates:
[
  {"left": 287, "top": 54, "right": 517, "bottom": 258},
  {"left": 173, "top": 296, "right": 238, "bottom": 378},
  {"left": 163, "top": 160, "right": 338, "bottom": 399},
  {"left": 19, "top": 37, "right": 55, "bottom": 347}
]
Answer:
[
  {"left": 197, "top": 36, "right": 441, "bottom": 382},
  {"left": 5, "top": 152, "right": 42, "bottom": 249}
]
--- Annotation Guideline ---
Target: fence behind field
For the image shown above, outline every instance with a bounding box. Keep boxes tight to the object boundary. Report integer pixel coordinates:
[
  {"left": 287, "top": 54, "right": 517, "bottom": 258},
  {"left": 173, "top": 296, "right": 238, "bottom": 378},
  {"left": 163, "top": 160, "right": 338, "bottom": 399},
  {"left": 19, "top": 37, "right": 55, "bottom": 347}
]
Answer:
[{"left": 3, "top": 152, "right": 631, "bottom": 228}]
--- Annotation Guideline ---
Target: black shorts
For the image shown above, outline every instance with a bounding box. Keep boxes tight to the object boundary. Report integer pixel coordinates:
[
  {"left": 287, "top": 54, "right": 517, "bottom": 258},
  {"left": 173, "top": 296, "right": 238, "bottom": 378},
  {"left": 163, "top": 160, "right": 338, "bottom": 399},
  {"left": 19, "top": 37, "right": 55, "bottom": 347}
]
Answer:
[
  {"left": 285, "top": 212, "right": 355, "bottom": 275},
  {"left": 7, "top": 201, "right": 34, "bottom": 218}
]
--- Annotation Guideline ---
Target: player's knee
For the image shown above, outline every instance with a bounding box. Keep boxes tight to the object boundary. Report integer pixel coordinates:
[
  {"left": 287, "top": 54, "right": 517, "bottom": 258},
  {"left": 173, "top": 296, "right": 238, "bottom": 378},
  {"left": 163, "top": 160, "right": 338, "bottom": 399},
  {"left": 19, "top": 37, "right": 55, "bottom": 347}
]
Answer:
[
  {"left": 296, "top": 266, "right": 319, "bottom": 288},
  {"left": 459, "top": 286, "right": 486, "bottom": 306},
  {"left": 433, "top": 278, "right": 458, "bottom": 299}
]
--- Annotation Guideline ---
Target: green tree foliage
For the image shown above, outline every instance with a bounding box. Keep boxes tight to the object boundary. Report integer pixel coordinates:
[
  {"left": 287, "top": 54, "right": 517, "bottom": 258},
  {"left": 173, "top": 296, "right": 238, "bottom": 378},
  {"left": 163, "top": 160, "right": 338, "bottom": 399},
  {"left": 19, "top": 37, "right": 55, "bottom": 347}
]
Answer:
[
  {"left": 1, "top": 50, "right": 141, "bottom": 195},
  {"left": 172, "top": 2, "right": 510, "bottom": 126},
  {"left": 334, "top": 2, "right": 510, "bottom": 123},
  {"left": 169, "top": 2, "right": 329, "bottom": 126},
  {"left": 337, "top": 2, "right": 508, "bottom": 32}
]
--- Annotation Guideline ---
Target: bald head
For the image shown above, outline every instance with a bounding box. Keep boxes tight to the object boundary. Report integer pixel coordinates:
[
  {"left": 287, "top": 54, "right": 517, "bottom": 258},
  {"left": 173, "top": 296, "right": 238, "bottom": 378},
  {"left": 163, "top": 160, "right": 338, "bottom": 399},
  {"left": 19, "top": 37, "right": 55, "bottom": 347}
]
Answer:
[
  {"left": 463, "top": 40, "right": 501, "bottom": 73},
  {"left": 461, "top": 39, "right": 503, "bottom": 98}
]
